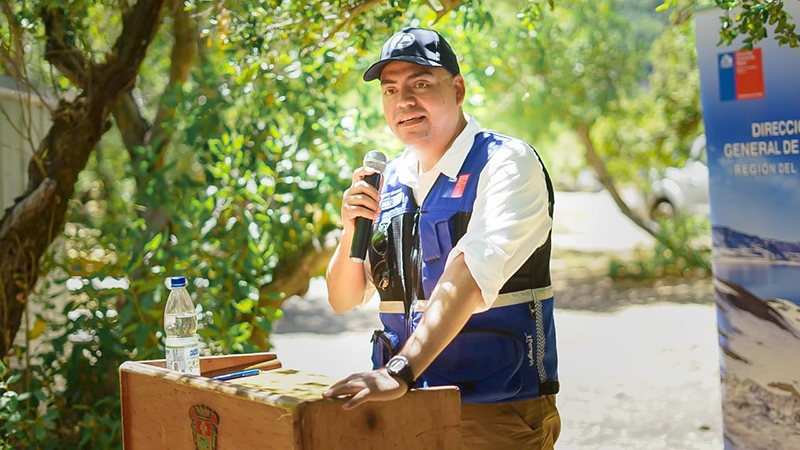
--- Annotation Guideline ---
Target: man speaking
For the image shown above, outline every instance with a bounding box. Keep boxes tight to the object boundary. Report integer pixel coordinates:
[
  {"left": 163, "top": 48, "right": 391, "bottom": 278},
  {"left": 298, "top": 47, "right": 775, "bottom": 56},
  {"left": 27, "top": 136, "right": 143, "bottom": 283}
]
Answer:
[{"left": 324, "top": 27, "right": 561, "bottom": 450}]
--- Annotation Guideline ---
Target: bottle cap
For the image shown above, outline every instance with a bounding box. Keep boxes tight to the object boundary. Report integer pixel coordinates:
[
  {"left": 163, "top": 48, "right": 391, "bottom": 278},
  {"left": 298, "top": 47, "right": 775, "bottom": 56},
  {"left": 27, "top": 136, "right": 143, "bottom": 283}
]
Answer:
[{"left": 168, "top": 276, "right": 187, "bottom": 288}]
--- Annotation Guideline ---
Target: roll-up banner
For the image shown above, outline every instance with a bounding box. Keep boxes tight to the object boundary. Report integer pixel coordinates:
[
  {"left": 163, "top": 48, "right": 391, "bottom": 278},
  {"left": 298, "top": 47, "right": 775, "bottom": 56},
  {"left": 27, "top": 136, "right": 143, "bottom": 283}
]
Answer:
[{"left": 695, "top": 5, "right": 800, "bottom": 449}]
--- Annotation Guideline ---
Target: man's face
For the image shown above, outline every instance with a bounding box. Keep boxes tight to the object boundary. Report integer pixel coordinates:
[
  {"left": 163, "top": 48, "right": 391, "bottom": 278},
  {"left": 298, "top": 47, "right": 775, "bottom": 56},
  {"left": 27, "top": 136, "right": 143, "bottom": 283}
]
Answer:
[{"left": 379, "top": 61, "right": 465, "bottom": 155}]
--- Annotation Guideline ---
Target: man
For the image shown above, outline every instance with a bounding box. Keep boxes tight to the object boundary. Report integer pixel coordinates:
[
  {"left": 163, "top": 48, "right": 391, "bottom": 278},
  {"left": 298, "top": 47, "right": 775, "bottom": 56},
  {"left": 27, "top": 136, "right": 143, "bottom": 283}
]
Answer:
[{"left": 323, "top": 27, "right": 561, "bottom": 449}]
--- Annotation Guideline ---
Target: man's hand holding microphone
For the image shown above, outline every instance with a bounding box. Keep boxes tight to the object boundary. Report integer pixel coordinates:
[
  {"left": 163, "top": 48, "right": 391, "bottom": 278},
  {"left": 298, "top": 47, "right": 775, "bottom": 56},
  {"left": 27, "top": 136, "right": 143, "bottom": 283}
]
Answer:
[{"left": 344, "top": 150, "right": 387, "bottom": 263}]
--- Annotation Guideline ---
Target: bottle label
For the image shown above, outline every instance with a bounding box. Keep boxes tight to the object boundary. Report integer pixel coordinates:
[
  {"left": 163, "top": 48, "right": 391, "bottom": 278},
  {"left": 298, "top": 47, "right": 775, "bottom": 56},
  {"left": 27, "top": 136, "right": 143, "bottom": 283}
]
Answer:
[{"left": 165, "top": 336, "right": 201, "bottom": 375}]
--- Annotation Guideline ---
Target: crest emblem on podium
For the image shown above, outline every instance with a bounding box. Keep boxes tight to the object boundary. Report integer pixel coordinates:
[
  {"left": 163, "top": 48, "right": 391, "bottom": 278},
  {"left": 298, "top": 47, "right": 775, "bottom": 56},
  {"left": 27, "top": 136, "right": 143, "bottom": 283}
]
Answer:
[{"left": 189, "top": 404, "right": 219, "bottom": 450}]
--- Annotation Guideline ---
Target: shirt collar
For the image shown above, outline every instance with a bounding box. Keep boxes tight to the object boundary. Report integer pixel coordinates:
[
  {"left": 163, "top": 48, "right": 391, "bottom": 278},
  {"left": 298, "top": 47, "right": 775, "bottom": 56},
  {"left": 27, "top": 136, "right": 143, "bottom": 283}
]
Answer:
[{"left": 395, "top": 114, "right": 481, "bottom": 185}]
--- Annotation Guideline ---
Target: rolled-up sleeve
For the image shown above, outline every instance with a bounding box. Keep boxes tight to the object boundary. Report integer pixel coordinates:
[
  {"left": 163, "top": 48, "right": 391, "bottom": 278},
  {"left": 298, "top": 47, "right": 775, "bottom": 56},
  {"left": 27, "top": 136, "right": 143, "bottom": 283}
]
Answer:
[{"left": 445, "top": 139, "right": 552, "bottom": 312}]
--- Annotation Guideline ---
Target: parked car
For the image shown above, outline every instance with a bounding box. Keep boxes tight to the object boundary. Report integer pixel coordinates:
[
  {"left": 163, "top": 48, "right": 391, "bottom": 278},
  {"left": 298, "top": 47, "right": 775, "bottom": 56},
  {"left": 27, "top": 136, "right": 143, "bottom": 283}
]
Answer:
[{"left": 647, "top": 135, "right": 710, "bottom": 219}]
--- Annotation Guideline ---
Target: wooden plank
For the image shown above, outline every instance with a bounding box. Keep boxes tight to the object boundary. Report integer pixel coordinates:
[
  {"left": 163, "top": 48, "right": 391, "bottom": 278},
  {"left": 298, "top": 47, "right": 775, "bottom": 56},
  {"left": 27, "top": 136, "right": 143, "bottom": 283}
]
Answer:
[
  {"left": 294, "top": 387, "right": 462, "bottom": 450},
  {"left": 120, "top": 367, "right": 294, "bottom": 450},
  {"left": 120, "top": 354, "right": 462, "bottom": 450}
]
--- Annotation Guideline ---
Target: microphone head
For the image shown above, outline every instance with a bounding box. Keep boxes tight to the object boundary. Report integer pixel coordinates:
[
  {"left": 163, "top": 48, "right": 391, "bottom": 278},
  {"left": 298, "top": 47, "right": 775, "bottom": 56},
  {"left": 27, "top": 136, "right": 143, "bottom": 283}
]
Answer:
[{"left": 363, "top": 150, "right": 387, "bottom": 173}]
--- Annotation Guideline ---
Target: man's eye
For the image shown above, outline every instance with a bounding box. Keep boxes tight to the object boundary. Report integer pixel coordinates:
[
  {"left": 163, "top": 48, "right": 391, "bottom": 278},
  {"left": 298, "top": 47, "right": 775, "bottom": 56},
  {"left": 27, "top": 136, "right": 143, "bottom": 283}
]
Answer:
[
  {"left": 383, "top": 88, "right": 396, "bottom": 96},
  {"left": 414, "top": 82, "right": 428, "bottom": 88}
]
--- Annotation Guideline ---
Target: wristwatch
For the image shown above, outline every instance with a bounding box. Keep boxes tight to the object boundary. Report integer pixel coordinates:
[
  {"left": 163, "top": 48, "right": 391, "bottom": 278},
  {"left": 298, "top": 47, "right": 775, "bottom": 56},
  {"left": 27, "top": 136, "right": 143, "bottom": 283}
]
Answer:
[{"left": 385, "top": 355, "right": 416, "bottom": 391}]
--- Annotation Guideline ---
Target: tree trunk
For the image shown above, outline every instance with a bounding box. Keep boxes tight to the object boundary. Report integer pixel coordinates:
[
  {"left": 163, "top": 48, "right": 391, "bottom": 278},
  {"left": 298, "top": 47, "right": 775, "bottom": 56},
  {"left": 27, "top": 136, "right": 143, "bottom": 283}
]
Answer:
[
  {"left": 248, "top": 240, "right": 337, "bottom": 350},
  {"left": 575, "top": 124, "right": 675, "bottom": 248},
  {"left": 0, "top": 0, "right": 166, "bottom": 359}
]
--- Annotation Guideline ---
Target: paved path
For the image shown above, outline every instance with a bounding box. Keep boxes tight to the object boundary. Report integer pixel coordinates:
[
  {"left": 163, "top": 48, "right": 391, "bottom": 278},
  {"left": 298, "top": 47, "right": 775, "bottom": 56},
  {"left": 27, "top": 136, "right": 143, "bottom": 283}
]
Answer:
[
  {"left": 549, "top": 190, "right": 654, "bottom": 253},
  {"left": 271, "top": 190, "right": 724, "bottom": 449}
]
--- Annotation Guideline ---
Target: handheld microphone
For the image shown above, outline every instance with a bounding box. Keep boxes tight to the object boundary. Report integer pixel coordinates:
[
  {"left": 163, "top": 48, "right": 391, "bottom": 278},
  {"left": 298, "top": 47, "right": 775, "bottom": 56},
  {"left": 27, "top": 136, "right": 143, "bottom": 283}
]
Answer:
[{"left": 349, "top": 150, "right": 387, "bottom": 263}]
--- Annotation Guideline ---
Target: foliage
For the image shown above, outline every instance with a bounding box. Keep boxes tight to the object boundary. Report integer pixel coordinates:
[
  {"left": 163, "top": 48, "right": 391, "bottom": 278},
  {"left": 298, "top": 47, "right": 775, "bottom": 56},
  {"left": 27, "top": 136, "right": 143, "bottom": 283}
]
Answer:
[
  {"left": 717, "top": 0, "right": 800, "bottom": 48},
  {"left": 593, "top": 19, "right": 704, "bottom": 187},
  {"left": 0, "top": 0, "right": 476, "bottom": 447},
  {"left": 659, "top": 0, "right": 800, "bottom": 48},
  {"left": 608, "top": 214, "right": 712, "bottom": 279}
]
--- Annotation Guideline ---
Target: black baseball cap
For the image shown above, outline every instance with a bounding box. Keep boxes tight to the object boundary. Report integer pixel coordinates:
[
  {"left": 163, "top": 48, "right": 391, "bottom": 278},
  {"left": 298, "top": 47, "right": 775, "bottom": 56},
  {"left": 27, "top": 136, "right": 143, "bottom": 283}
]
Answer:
[{"left": 363, "top": 27, "right": 460, "bottom": 82}]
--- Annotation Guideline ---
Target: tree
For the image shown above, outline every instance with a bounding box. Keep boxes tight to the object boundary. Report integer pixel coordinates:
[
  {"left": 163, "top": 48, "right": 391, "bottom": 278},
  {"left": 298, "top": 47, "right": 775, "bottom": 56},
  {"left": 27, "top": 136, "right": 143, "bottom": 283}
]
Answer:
[
  {"left": 0, "top": 0, "right": 465, "bottom": 361},
  {"left": 0, "top": 0, "right": 166, "bottom": 359},
  {"left": 660, "top": 0, "right": 800, "bottom": 48},
  {"left": 461, "top": 0, "right": 666, "bottom": 234},
  {"left": 0, "top": 0, "right": 463, "bottom": 446}
]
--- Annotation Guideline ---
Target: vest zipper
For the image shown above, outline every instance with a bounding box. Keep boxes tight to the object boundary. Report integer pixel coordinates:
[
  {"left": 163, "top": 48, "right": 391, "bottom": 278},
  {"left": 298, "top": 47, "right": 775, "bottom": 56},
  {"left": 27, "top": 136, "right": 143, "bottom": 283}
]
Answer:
[{"left": 407, "top": 206, "right": 422, "bottom": 339}]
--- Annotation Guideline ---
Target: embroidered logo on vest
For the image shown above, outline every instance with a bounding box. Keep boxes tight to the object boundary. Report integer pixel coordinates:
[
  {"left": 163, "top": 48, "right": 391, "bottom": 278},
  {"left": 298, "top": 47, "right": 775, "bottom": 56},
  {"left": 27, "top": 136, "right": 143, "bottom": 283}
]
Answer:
[
  {"left": 451, "top": 174, "right": 470, "bottom": 198},
  {"left": 380, "top": 189, "right": 404, "bottom": 211},
  {"left": 525, "top": 333, "right": 534, "bottom": 367}
]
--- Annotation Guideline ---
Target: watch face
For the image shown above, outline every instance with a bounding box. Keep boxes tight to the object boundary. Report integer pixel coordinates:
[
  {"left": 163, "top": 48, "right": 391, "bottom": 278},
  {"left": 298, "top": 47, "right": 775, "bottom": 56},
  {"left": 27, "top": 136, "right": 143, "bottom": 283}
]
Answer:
[{"left": 387, "top": 357, "right": 405, "bottom": 373}]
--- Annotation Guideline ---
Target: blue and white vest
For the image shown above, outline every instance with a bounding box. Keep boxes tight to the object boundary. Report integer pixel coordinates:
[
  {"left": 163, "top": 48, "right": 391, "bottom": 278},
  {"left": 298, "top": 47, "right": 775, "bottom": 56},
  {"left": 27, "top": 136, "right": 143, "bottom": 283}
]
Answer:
[{"left": 368, "top": 131, "right": 559, "bottom": 404}]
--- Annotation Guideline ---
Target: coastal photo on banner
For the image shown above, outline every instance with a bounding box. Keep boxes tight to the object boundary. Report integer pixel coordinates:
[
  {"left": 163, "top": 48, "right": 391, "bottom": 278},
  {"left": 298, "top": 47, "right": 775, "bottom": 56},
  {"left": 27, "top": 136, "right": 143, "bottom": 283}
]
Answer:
[{"left": 695, "top": 5, "right": 800, "bottom": 449}]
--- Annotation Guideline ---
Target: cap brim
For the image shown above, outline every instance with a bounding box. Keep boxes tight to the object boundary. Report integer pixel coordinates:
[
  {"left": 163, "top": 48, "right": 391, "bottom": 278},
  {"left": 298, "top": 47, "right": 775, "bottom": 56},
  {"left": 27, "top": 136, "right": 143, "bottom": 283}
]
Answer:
[{"left": 362, "top": 55, "right": 443, "bottom": 82}]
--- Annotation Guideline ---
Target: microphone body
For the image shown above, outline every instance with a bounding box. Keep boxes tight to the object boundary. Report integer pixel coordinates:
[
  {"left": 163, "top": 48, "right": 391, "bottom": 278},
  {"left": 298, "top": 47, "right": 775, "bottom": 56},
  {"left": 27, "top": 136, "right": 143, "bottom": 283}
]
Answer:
[{"left": 349, "top": 151, "right": 387, "bottom": 263}]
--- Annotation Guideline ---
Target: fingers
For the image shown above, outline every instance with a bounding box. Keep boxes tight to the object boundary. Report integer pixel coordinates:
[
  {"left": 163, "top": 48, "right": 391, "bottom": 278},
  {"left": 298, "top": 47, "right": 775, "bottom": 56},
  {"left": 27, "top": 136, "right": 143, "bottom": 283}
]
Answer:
[
  {"left": 322, "top": 370, "right": 407, "bottom": 410},
  {"left": 323, "top": 379, "right": 371, "bottom": 411},
  {"left": 341, "top": 167, "right": 382, "bottom": 228},
  {"left": 322, "top": 381, "right": 370, "bottom": 410},
  {"left": 343, "top": 388, "right": 371, "bottom": 410},
  {"left": 350, "top": 167, "right": 381, "bottom": 204},
  {"left": 343, "top": 189, "right": 380, "bottom": 219},
  {"left": 323, "top": 375, "right": 363, "bottom": 398}
]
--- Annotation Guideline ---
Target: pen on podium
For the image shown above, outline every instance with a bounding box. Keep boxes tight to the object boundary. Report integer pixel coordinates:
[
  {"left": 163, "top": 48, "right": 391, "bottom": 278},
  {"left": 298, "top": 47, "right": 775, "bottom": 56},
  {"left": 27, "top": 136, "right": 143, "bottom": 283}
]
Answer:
[{"left": 212, "top": 368, "right": 260, "bottom": 382}]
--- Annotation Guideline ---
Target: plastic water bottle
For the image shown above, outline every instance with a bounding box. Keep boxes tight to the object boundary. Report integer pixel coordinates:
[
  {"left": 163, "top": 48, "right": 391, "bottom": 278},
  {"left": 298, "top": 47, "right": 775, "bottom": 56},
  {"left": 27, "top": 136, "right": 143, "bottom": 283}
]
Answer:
[{"left": 164, "top": 276, "right": 200, "bottom": 375}]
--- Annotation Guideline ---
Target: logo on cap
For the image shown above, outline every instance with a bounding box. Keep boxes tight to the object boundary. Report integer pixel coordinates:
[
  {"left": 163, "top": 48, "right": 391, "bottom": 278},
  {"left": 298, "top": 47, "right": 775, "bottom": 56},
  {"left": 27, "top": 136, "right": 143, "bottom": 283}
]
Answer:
[{"left": 391, "top": 32, "right": 416, "bottom": 49}]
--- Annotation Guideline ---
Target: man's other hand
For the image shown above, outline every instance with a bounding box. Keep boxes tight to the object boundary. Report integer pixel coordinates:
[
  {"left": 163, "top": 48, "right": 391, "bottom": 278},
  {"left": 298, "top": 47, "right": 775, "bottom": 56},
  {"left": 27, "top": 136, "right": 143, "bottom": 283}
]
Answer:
[{"left": 322, "top": 368, "right": 407, "bottom": 410}]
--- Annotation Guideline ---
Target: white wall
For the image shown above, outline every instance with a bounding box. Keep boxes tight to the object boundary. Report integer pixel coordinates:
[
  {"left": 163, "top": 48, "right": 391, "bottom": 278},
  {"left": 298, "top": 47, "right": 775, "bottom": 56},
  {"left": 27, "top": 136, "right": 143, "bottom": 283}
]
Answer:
[{"left": 0, "top": 79, "right": 52, "bottom": 211}]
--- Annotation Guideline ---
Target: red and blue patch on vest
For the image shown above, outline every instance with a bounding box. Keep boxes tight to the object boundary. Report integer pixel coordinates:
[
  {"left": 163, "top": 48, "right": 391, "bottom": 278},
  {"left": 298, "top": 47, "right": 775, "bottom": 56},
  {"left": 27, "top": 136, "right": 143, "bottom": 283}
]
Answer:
[{"left": 449, "top": 174, "right": 470, "bottom": 198}]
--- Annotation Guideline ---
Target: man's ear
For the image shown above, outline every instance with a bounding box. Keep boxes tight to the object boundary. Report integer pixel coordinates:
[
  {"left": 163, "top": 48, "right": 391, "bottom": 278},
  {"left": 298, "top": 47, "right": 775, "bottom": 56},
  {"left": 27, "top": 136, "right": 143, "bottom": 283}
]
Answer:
[{"left": 453, "top": 75, "right": 466, "bottom": 106}]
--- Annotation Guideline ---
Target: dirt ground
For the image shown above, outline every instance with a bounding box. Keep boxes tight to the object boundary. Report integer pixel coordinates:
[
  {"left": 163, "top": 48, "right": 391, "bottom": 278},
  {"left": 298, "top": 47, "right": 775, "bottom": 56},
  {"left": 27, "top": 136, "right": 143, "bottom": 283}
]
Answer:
[{"left": 550, "top": 250, "right": 714, "bottom": 312}]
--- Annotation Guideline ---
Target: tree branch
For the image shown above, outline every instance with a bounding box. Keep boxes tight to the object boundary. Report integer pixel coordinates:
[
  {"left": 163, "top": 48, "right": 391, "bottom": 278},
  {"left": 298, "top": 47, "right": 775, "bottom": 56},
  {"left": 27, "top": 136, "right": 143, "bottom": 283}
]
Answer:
[
  {"left": 4, "top": 4, "right": 23, "bottom": 59},
  {"left": 111, "top": 93, "right": 150, "bottom": 156},
  {"left": 327, "top": 0, "right": 382, "bottom": 39},
  {"left": 0, "top": 38, "right": 21, "bottom": 78},
  {"left": 0, "top": 179, "right": 57, "bottom": 238},
  {"left": 91, "top": 0, "right": 166, "bottom": 101},
  {"left": 42, "top": 8, "right": 90, "bottom": 88},
  {"left": 0, "top": 0, "right": 24, "bottom": 78},
  {"left": 576, "top": 124, "right": 662, "bottom": 240},
  {"left": 150, "top": 0, "right": 197, "bottom": 163},
  {"left": 0, "top": 0, "right": 167, "bottom": 359},
  {"left": 112, "top": 0, "right": 196, "bottom": 169}
]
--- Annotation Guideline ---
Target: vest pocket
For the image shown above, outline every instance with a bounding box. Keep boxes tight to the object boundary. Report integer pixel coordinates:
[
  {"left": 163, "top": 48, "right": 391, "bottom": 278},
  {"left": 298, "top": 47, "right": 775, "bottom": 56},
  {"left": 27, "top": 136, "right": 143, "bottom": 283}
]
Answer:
[
  {"left": 420, "top": 216, "right": 453, "bottom": 263},
  {"left": 423, "top": 327, "right": 524, "bottom": 403},
  {"left": 370, "top": 329, "right": 399, "bottom": 369}
]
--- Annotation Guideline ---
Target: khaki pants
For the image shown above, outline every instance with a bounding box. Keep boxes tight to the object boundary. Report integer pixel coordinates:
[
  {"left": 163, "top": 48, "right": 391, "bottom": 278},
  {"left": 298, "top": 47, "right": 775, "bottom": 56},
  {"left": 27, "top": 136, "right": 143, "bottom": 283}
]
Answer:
[{"left": 460, "top": 395, "right": 561, "bottom": 450}]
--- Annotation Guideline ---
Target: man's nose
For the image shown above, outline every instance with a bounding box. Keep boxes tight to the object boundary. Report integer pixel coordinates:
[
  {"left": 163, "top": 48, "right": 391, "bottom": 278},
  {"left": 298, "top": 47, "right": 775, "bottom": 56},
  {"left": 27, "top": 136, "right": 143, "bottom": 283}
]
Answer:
[{"left": 396, "top": 86, "right": 416, "bottom": 108}]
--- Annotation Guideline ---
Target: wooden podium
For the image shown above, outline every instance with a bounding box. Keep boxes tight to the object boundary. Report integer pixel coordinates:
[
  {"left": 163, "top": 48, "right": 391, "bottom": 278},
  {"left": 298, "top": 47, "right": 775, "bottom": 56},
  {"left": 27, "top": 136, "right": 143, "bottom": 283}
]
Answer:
[{"left": 119, "top": 353, "right": 461, "bottom": 449}]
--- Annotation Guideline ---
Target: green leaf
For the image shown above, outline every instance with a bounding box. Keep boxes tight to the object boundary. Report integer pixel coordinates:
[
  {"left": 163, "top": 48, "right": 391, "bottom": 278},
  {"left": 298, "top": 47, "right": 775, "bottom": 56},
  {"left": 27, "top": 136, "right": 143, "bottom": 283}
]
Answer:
[
  {"left": 143, "top": 233, "right": 163, "bottom": 253},
  {"left": 33, "top": 390, "right": 48, "bottom": 403},
  {"left": 233, "top": 299, "right": 255, "bottom": 314}
]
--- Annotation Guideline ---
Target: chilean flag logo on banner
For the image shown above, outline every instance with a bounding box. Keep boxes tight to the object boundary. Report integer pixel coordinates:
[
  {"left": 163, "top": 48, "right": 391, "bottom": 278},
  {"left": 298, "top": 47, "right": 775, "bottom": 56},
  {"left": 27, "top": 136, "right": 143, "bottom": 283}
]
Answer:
[{"left": 718, "top": 47, "right": 765, "bottom": 101}]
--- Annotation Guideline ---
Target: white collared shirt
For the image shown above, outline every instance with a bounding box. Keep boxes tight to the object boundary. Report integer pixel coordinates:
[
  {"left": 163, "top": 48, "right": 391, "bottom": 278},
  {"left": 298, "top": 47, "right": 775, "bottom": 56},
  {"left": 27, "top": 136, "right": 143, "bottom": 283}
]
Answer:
[{"left": 366, "top": 114, "right": 552, "bottom": 312}]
